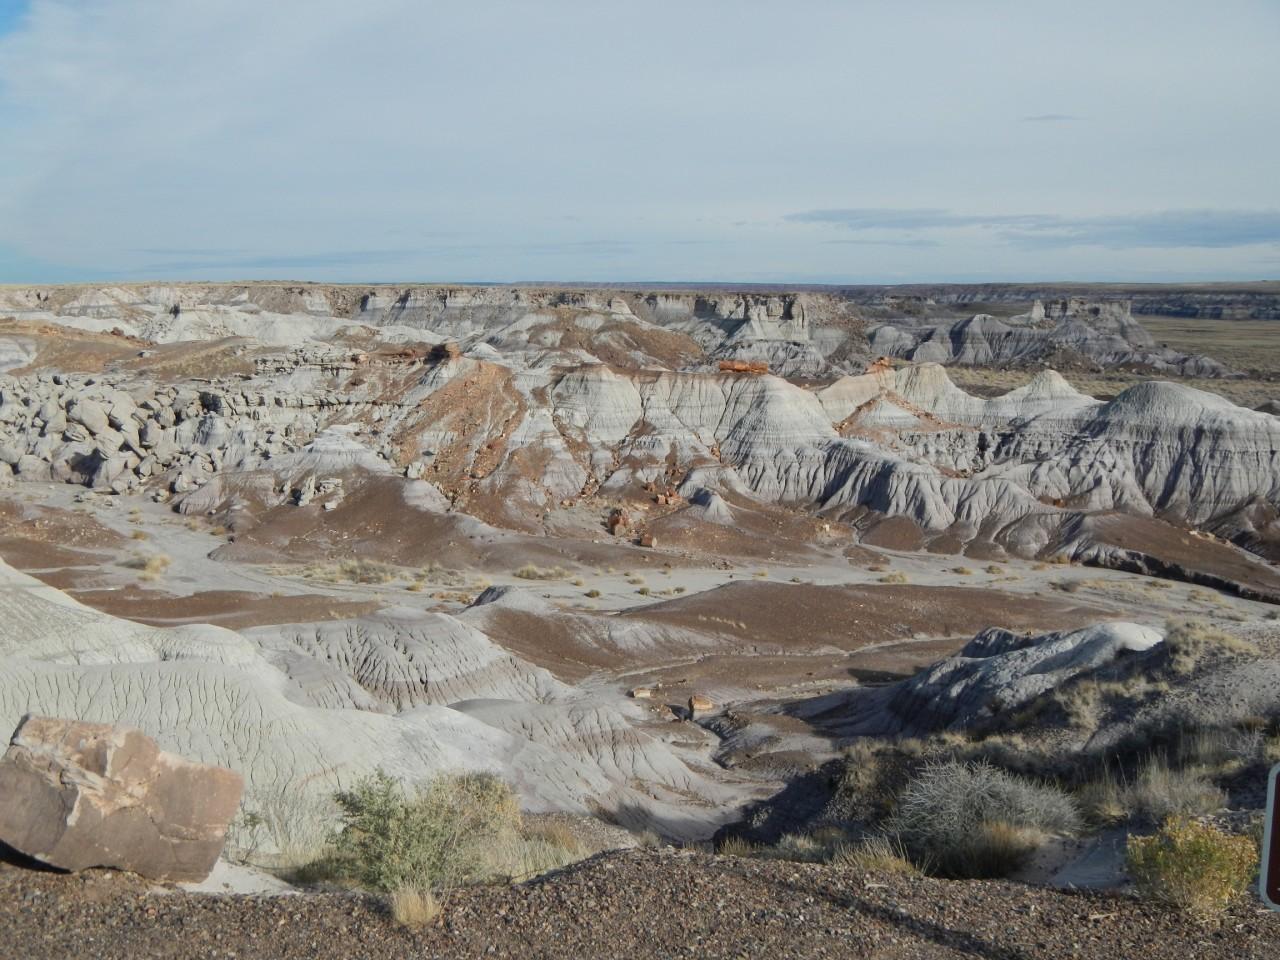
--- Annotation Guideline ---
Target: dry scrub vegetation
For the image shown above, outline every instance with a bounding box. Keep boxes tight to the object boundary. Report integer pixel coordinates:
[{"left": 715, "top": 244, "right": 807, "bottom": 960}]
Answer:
[
  {"left": 1126, "top": 818, "right": 1259, "bottom": 920},
  {"left": 513, "top": 564, "right": 571, "bottom": 581},
  {"left": 723, "top": 609, "right": 1274, "bottom": 921},
  {"left": 1162, "top": 618, "right": 1258, "bottom": 674},
  {"left": 302, "top": 558, "right": 399, "bottom": 584},
  {"left": 721, "top": 759, "right": 1081, "bottom": 881},
  {"left": 124, "top": 552, "right": 171, "bottom": 580},
  {"left": 282, "top": 771, "right": 597, "bottom": 928}
]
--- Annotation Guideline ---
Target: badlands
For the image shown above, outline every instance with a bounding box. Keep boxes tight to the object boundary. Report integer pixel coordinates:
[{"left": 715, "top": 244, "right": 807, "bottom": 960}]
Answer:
[{"left": 2, "top": 281, "right": 1280, "bottom": 957}]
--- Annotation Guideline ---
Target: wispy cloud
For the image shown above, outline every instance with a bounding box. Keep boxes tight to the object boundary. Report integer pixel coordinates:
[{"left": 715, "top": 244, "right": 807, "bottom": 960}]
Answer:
[
  {"left": 820, "top": 237, "right": 943, "bottom": 248},
  {"left": 787, "top": 208, "right": 1280, "bottom": 250}
]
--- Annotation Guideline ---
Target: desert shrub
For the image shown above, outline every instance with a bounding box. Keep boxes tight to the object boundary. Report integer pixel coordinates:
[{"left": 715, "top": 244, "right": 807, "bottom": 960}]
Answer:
[
  {"left": 636, "top": 586, "right": 651, "bottom": 595},
  {"left": 890, "top": 760, "right": 1080, "bottom": 878},
  {"left": 329, "top": 770, "right": 522, "bottom": 892},
  {"left": 878, "top": 571, "right": 909, "bottom": 585},
  {"left": 984, "top": 564, "right": 1003, "bottom": 575},
  {"left": 950, "top": 566, "right": 974, "bottom": 576},
  {"left": 130, "top": 529, "right": 148, "bottom": 540},
  {"left": 1126, "top": 818, "right": 1258, "bottom": 920},
  {"left": 389, "top": 884, "right": 440, "bottom": 930},
  {"left": 124, "top": 553, "right": 171, "bottom": 580},
  {"left": 1163, "top": 619, "right": 1257, "bottom": 674},
  {"left": 584, "top": 589, "right": 601, "bottom": 598},
  {"left": 513, "top": 564, "right": 570, "bottom": 581}
]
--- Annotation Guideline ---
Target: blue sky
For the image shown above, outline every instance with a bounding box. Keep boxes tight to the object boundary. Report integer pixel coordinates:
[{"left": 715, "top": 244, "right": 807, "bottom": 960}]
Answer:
[
  {"left": 0, "top": 1, "right": 27, "bottom": 35},
  {"left": 0, "top": 0, "right": 1278, "bottom": 285}
]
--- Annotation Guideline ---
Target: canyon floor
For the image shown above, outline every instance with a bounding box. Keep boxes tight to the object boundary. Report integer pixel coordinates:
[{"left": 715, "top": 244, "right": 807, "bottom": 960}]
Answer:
[{"left": 0, "top": 282, "right": 1278, "bottom": 956}]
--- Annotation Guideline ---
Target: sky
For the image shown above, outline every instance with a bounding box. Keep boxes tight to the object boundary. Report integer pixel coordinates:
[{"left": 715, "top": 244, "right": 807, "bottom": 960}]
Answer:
[{"left": 0, "top": 0, "right": 1277, "bottom": 285}]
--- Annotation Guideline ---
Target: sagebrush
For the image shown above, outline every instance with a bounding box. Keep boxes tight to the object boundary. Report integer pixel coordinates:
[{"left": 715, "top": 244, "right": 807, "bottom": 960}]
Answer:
[
  {"left": 1126, "top": 817, "right": 1258, "bottom": 920},
  {"left": 890, "top": 760, "right": 1080, "bottom": 878}
]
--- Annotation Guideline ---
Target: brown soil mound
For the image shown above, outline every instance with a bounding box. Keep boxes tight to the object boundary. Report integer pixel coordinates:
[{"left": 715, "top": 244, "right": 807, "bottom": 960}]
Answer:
[
  {"left": 216, "top": 476, "right": 691, "bottom": 574},
  {"left": 67, "top": 587, "right": 379, "bottom": 629},
  {"left": 625, "top": 580, "right": 1109, "bottom": 648},
  {"left": 1084, "top": 512, "right": 1280, "bottom": 601},
  {"left": 1, "top": 849, "right": 1272, "bottom": 960}
]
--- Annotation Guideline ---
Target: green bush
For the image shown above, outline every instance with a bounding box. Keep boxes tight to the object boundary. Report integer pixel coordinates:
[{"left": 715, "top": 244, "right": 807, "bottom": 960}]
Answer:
[
  {"left": 329, "top": 770, "right": 521, "bottom": 892},
  {"left": 1126, "top": 817, "right": 1258, "bottom": 920}
]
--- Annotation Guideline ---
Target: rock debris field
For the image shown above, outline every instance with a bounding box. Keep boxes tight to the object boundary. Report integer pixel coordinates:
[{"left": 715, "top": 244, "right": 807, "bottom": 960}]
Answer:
[{"left": 3, "top": 849, "right": 1278, "bottom": 960}]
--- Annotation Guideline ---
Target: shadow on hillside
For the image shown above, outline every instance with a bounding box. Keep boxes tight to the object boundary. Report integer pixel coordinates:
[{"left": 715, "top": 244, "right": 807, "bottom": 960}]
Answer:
[{"left": 725, "top": 857, "right": 1033, "bottom": 960}]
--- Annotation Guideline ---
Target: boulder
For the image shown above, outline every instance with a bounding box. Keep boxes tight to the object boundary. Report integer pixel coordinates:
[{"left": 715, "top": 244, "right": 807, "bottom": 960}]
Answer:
[
  {"left": 0, "top": 715, "right": 243, "bottom": 882},
  {"left": 688, "top": 693, "right": 715, "bottom": 718}
]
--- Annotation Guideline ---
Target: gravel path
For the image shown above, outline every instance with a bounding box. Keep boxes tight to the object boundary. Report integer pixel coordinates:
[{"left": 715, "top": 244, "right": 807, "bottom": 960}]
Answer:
[{"left": 3, "top": 849, "right": 1277, "bottom": 959}]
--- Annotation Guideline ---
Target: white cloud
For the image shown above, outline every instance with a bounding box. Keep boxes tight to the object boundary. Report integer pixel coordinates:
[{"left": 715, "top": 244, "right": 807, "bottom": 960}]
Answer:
[{"left": 1, "top": 0, "right": 1278, "bottom": 282}]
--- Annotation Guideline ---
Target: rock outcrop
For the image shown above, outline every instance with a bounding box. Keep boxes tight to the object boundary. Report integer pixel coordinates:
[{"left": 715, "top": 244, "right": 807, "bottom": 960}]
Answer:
[
  {"left": 0, "top": 715, "right": 243, "bottom": 881},
  {"left": 789, "top": 622, "right": 1164, "bottom": 738},
  {"left": 866, "top": 299, "right": 1234, "bottom": 377}
]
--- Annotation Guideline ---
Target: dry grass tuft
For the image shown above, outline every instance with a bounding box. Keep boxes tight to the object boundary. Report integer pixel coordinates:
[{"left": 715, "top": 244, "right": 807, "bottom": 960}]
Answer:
[
  {"left": 513, "top": 564, "right": 570, "bottom": 581},
  {"left": 717, "top": 835, "right": 760, "bottom": 858},
  {"left": 1163, "top": 619, "right": 1258, "bottom": 675},
  {"left": 878, "top": 571, "right": 909, "bottom": 584},
  {"left": 304, "top": 558, "right": 397, "bottom": 584},
  {"left": 946, "top": 821, "right": 1046, "bottom": 880},
  {"left": 831, "top": 834, "right": 920, "bottom": 876},
  {"left": 1125, "top": 756, "right": 1226, "bottom": 821},
  {"left": 389, "top": 884, "right": 440, "bottom": 930}
]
